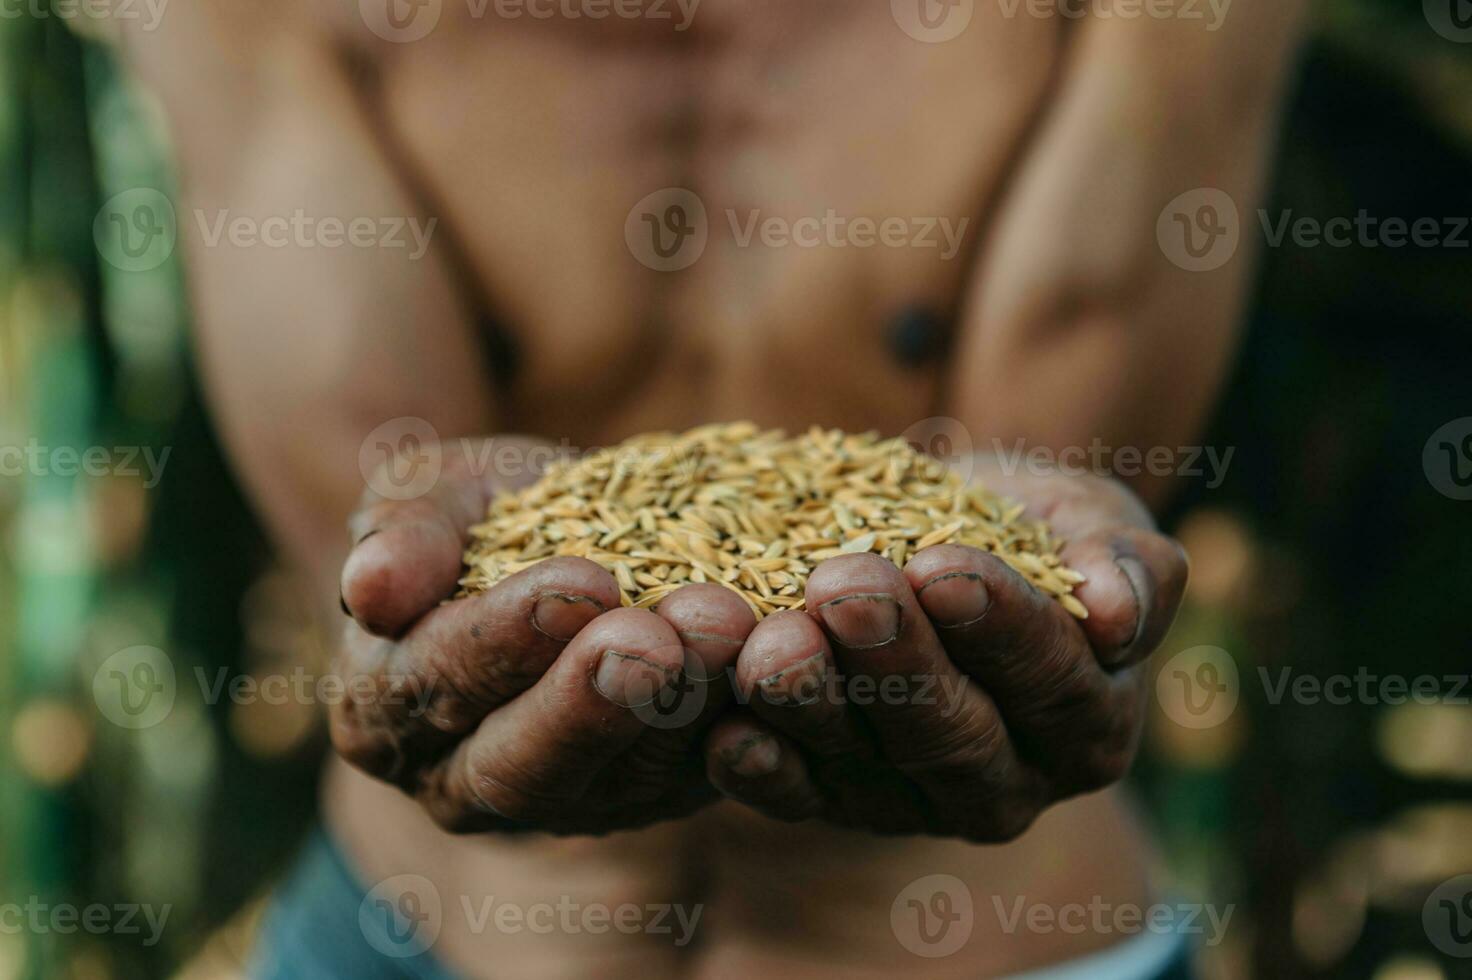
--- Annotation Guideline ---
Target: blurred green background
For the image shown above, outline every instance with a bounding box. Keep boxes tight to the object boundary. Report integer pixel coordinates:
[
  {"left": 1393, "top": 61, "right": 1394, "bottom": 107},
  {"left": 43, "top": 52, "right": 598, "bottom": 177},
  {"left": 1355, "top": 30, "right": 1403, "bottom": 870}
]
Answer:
[{"left": 2, "top": 3, "right": 1470, "bottom": 978}]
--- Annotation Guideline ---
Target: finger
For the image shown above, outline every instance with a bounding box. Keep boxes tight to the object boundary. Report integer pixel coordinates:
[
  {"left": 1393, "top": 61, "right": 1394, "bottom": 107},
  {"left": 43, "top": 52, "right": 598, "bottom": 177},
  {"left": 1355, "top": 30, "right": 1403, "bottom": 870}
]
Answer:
[
  {"left": 704, "top": 714, "right": 824, "bottom": 824},
  {"left": 735, "top": 611, "right": 869, "bottom": 757},
  {"left": 974, "top": 463, "right": 1154, "bottom": 538},
  {"left": 342, "top": 450, "right": 493, "bottom": 638},
  {"left": 605, "top": 584, "right": 761, "bottom": 797},
  {"left": 648, "top": 583, "right": 756, "bottom": 730},
  {"left": 421, "top": 607, "right": 686, "bottom": 831},
  {"left": 1060, "top": 526, "right": 1188, "bottom": 669},
  {"left": 804, "top": 553, "right": 1044, "bottom": 834},
  {"left": 734, "top": 611, "right": 931, "bottom": 831},
  {"left": 904, "top": 544, "right": 1141, "bottom": 795},
  {"left": 329, "top": 556, "right": 618, "bottom": 784}
]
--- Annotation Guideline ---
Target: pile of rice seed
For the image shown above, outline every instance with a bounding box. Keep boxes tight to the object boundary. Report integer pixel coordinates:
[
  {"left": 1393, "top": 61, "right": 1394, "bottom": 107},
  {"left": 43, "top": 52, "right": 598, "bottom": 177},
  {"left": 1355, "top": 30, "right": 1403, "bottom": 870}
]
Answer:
[{"left": 459, "top": 422, "right": 1086, "bottom": 619}]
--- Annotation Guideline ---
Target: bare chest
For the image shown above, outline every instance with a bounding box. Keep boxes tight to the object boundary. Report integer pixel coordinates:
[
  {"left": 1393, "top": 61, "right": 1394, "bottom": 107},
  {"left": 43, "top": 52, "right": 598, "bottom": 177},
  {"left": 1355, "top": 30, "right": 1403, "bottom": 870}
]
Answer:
[{"left": 362, "top": 0, "right": 1059, "bottom": 440}]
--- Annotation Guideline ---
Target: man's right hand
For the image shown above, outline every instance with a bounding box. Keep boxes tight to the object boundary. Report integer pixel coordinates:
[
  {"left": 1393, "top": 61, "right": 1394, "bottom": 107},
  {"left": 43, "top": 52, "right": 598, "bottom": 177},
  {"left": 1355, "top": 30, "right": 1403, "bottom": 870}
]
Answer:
[{"left": 329, "top": 439, "right": 758, "bottom": 835}]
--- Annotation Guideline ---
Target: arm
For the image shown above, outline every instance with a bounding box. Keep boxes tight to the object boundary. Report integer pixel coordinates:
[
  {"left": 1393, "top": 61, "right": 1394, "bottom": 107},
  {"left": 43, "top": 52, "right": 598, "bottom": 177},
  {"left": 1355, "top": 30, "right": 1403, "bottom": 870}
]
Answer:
[
  {"left": 949, "top": 0, "right": 1310, "bottom": 508},
  {"left": 703, "top": 9, "right": 1311, "bottom": 834},
  {"left": 119, "top": 9, "right": 755, "bottom": 835},
  {"left": 118, "top": 2, "right": 494, "bottom": 609}
]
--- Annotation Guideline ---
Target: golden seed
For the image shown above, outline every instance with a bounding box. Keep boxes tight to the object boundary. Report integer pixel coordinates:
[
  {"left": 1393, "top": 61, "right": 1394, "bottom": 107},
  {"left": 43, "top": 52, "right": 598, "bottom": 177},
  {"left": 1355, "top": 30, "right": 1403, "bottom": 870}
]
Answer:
[{"left": 458, "top": 423, "right": 1086, "bottom": 620}]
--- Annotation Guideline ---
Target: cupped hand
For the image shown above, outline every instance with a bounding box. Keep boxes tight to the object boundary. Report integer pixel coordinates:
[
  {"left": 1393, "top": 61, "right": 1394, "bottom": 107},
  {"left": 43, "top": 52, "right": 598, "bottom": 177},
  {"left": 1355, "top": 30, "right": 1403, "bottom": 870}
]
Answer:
[
  {"left": 703, "top": 467, "right": 1187, "bottom": 842},
  {"left": 329, "top": 438, "right": 759, "bottom": 835}
]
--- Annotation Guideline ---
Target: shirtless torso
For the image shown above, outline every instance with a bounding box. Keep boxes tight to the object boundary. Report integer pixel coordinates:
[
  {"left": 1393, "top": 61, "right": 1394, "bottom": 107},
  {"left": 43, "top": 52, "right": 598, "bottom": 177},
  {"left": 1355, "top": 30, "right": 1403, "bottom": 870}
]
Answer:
[{"left": 117, "top": 2, "right": 1304, "bottom": 975}]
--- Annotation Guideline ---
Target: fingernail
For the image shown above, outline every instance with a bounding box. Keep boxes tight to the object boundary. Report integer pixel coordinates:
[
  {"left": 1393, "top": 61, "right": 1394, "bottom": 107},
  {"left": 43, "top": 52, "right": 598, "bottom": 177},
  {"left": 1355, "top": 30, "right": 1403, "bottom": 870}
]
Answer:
[
  {"left": 723, "top": 734, "right": 781, "bottom": 777},
  {"left": 1114, "top": 555, "right": 1152, "bottom": 651},
  {"left": 594, "top": 650, "right": 676, "bottom": 708},
  {"left": 757, "top": 651, "right": 828, "bottom": 705},
  {"left": 339, "top": 589, "right": 352, "bottom": 618},
  {"left": 533, "top": 593, "right": 606, "bottom": 642},
  {"left": 917, "top": 571, "right": 989, "bottom": 628},
  {"left": 817, "top": 593, "right": 900, "bottom": 649}
]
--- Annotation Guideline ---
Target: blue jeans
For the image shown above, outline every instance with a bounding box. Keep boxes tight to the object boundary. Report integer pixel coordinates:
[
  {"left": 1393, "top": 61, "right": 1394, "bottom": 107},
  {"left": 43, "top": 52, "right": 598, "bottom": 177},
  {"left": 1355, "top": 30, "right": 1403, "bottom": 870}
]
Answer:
[
  {"left": 248, "top": 831, "right": 458, "bottom": 980},
  {"left": 251, "top": 831, "right": 1196, "bottom": 979}
]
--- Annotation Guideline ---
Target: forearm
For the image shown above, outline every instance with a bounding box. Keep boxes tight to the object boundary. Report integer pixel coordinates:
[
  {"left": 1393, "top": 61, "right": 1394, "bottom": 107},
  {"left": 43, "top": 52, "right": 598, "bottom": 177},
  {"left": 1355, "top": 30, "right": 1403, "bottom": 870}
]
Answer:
[
  {"left": 948, "top": 0, "right": 1309, "bottom": 509},
  {"left": 120, "top": 7, "right": 495, "bottom": 606}
]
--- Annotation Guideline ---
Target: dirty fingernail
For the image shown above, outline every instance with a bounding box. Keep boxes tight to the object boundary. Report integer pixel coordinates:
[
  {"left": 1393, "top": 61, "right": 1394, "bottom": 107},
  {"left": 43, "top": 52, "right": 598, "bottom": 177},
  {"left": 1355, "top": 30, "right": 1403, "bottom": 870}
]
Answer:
[
  {"left": 817, "top": 594, "right": 900, "bottom": 649},
  {"left": 594, "top": 649, "right": 676, "bottom": 708},
  {"left": 533, "top": 593, "right": 605, "bottom": 642},
  {"left": 757, "top": 651, "right": 828, "bottom": 706},
  {"left": 1114, "top": 555, "right": 1153, "bottom": 652},
  {"left": 917, "top": 571, "right": 989, "bottom": 628},
  {"left": 724, "top": 734, "right": 781, "bottom": 777}
]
